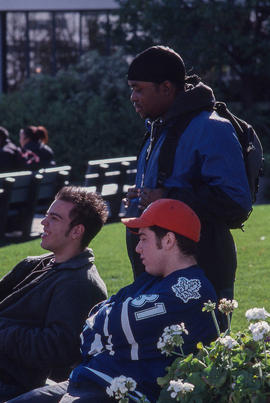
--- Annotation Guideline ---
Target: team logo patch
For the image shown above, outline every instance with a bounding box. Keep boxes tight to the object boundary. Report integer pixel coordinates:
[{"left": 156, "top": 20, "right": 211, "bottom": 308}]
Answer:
[
  {"left": 131, "top": 294, "right": 159, "bottom": 307},
  {"left": 172, "top": 277, "right": 201, "bottom": 303}
]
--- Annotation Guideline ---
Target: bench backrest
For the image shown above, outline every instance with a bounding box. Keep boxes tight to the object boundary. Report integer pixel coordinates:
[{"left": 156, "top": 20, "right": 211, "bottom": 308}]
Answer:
[
  {"left": 84, "top": 156, "right": 137, "bottom": 222},
  {"left": 36, "top": 165, "right": 72, "bottom": 214},
  {"left": 0, "top": 171, "right": 42, "bottom": 240},
  {"left": 85, "top": 156, "right": 137, "bottom": 192},
  {"left": 0, "top": 166, "right": 71, "bottom": 241}
]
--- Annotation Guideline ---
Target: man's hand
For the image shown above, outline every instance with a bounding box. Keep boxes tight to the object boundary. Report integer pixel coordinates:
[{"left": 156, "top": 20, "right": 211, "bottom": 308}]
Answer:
[
  {"left": 138, "top": 187, "right": 166, "bottom": 210},
  {"left": 123, "top": 185, "right": 140, "bottom": 208}
]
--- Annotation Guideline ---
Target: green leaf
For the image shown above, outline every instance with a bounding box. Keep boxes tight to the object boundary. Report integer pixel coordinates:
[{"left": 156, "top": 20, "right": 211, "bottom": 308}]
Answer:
[
  {"left": 203, "top": 362, "right": 228, "bottom": 388},
  {"left": 234, "top": 370, "right": 261, "bottom": 392}
]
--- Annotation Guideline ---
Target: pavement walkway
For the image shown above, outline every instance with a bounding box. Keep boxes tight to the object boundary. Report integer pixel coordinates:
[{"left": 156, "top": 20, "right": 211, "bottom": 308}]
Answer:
[{"left": 31, "top": 214, "right": 43, "bottom": 237}]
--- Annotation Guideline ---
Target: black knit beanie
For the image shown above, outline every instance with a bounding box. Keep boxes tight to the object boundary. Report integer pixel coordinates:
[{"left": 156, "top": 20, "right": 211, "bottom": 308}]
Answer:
[{"left": 127, "top": 45, "right": 186, "bottom": 87}]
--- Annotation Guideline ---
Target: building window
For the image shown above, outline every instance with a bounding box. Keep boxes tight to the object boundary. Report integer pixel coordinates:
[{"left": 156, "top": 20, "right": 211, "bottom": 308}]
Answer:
[{"left": 5, "top": 10, "right": 116, "bottom": 91}]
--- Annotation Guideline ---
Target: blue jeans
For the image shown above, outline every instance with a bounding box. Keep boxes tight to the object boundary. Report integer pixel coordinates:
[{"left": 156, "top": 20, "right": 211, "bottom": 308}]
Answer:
[
  {"left": 6, "top": 380, "right": 115, "bottom": 403},
  {"left": 0, "top": 379, "right": 25, "bottom": 403}
]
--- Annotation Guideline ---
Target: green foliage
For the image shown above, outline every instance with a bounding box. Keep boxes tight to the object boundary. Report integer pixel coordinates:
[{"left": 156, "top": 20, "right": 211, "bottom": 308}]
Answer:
[
  {"left": 157, "top": 307, "right": 270, "bottom": 402},
  {"left": 0, "top": 49, "right": 143, "bottom": 182},
  {"left": 115, "top": 0, "right": 270, "bottom": 152},
  {"left": 115, "top": 0, "right": 270, "bottom": 102}
]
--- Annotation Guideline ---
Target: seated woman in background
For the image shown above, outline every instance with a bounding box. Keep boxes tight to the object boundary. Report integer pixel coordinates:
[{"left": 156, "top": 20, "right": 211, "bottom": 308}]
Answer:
[{"left": 19, "top": 125, "right": 56, "bottom": 170}]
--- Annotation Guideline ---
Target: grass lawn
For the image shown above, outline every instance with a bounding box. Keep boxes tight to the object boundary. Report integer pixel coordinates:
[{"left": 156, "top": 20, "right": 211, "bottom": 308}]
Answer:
[
  {"left": 0, "top": 204, "right": 269, "bottom": 333},
  {"left": 232, "top": 204, "right": 270, "bottom": 330}
]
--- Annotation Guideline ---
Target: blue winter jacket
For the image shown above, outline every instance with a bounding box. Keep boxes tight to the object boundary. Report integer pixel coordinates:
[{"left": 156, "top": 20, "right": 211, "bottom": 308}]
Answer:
[{"left": 130, "top": 110, "right": 251, "bottom": 225}]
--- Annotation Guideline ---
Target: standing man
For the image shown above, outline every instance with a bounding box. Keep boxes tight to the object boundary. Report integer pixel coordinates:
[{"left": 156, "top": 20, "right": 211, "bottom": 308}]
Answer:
[
  {"left": 7, "top": 199, "right": 217, "bottom": 403},
  {"left": 0, "top": 186, "right": 108, "bottom": 402},
  {"left": 125, "top": 45, "right": 252, "bottom": 303}
]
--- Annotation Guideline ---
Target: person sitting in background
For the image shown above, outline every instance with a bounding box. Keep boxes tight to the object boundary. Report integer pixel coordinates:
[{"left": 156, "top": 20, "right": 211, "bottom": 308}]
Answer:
[
  {"left": 7, "top": 199, "right": 217, "bottom": 403},
  {"left": 0, "top": 186, "right": 108, "bottom": 402},
  {"left": 19, "top": 125, "right": 55, "bottom": 170},
  {"left": 0, "top": 126, "right": 22, "bottom": 172}
]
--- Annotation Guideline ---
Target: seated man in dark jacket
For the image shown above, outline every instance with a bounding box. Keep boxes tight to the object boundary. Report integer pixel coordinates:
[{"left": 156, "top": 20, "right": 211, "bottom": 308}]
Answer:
[{"left": 0, "top": 186, "right": 108, "bottom": 402}]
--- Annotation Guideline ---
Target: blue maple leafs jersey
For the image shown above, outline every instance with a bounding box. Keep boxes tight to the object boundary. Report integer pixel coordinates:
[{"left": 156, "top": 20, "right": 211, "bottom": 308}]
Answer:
[{"left": 70, "top": 266, "right": 217, "bottom": 402}]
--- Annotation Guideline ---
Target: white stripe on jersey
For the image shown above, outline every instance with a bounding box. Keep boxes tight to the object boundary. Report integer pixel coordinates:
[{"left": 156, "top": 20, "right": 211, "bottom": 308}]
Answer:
[
  {"left": 83, "top": 366, "right": 113, "bottom": 383},
  {"left": 104, "top": 306, "right": 112, "bottom": 336},
  {"left": 83, "top": 367, "right": 150, "bottom": 402},
  {"left": 104, "top": 306, "right": 114, "bottom": 355},
  {"left": 121, "top": 297, "right": 139, "bottom": 360}
]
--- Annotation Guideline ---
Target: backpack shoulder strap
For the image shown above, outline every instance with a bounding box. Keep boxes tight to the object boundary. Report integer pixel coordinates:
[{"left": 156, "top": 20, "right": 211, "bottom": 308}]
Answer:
[{"left": 214, "top": 101, "right": 250, "bottom": 154}]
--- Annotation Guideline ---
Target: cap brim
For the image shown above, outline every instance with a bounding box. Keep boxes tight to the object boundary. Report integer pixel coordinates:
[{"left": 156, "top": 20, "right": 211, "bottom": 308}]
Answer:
[{"left": 121, "top": 216, "right": 152, "bottom": 229}]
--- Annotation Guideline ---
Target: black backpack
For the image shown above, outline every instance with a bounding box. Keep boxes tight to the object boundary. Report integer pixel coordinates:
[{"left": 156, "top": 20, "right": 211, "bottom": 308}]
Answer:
[
  {"left": 156, "top": 102, "right": 264, "bottom": 208},
  {"left": 214, "top": 102, "right": 264, "bottom": 204}
]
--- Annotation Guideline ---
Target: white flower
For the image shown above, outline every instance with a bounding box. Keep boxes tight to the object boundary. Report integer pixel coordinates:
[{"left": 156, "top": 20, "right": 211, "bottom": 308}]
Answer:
[
  {"left": 157, "top": 323, "right": 188, "bottom": 355},
  {"left": 167, "top": 379, "right": 194, "bottom": 399},
  {"left": 203, "top": 300, "right": 216, "bottom": 312},
  {"left": 106, "top": 376, "right": 137, "bottom": 400},
  {"left": 218, "top": 299, "right": 238, "bottom": 314},
  {"left": 260, "top": 236, "right": 266, "bottom": 240},
  {"left": 252, "top": 362, "right": 262, "bottom": 369},
  {"left": 245, "top": 307, "right": 270, "bottom": 321},
  {"left": 249, "top": 321, "right": 270, "bottom": 341},
  {"left": 218, "top": 335, "right": 238, "bottom": 349}
]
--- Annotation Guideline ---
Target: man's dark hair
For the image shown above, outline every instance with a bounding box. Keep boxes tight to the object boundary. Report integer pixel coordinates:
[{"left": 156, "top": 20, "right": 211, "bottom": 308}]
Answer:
[
  {"left": 55, "top": 186, "right": 108, "bottom": 249},
  {"left": 150, "top": 225, "right": 198, "bottom": 257}
]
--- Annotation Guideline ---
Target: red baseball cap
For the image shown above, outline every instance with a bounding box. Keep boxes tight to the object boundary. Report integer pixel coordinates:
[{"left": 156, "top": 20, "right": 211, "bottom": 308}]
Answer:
[{"left": 121, "top": 199, "right": 201, "bottom": 242}]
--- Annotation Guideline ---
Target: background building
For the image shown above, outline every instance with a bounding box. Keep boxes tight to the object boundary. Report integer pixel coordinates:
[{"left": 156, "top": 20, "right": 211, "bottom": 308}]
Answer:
[{"left": 0, "top": 0, "right": 118, "bottom": 92}]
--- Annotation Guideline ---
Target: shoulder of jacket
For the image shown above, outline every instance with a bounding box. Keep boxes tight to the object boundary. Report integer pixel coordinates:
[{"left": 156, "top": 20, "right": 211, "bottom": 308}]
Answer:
[
  {"left": 208, "top": 110, "right": 234, "bottom": 128},
  {"left": 187, "top": 111, "right": 234, "bottom": 137},
  {"left": 24, "top": 252, "right": 54, "bottom": 264}
]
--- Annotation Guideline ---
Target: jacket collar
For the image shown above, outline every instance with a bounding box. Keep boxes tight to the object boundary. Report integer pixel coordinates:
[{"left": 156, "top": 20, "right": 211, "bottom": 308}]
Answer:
[
  {"left": 56, "top": 248, "right": 95, "bottom": 270},
  {"left": 145, "top": 81, "right": 216, "bottom": 131},
  {"left": 29, "top": 248, "right": 95, "bottom": 271}
]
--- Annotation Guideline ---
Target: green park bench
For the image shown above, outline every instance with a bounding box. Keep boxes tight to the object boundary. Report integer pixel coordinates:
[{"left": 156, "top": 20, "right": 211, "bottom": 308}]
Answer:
[
  {"left": 84, "top": 156, "right": 137, "bottom": 222},
  {"left": 0, "top": 166, "right": 72, "bottom": 242},
  {"left": 0, "top": 170, "right": 42, "bottom": 241}
]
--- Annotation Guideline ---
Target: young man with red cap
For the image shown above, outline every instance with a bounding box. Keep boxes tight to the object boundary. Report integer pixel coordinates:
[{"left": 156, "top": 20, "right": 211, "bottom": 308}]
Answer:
[
  {"left": 9, "top": 199, "right": 217, "bottom": 403},
  {"left": 125, "top": 45, "right": 252, "bottom": 305}
]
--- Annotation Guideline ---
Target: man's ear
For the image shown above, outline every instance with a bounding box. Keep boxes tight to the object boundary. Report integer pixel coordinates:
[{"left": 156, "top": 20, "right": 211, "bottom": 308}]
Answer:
[
  {"left": 160, "top": 80, "right": 175, "bottom": 96},
  {"left": 162, "top": 231, "right": 177, "bottom": 250},
  {"left": 71, "top": 224, "right": 85, "bottom": 240}
]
